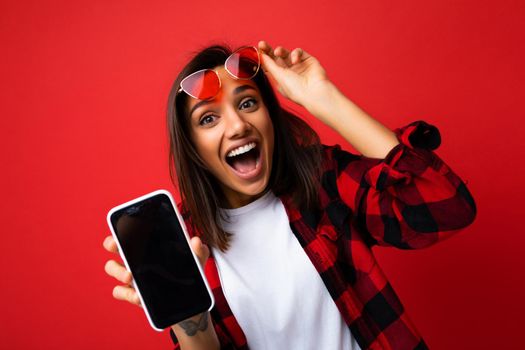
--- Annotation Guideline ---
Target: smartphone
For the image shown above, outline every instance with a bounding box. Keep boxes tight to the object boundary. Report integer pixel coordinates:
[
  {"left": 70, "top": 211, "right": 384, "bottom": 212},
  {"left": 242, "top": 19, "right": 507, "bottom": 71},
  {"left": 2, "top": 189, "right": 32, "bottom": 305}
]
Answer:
[{"left": 106, "top": 189, "right": 214, "bottom": 331}]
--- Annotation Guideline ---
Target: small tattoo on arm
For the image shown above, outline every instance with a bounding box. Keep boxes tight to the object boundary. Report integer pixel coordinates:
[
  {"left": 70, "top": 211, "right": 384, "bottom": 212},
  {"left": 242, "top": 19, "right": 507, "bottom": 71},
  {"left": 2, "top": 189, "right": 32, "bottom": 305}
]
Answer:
[{"left": 177, "top": 312, "right": 209, "bottom": 336}]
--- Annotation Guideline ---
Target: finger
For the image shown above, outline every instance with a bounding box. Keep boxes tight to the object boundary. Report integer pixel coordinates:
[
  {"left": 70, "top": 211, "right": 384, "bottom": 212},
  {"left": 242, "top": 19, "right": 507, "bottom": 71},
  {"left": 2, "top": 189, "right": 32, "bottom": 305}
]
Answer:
[
  {"left": 257, "top": 40, "right": 269, "bottom": 51},
  {"left": 103, "top": 235, "right": 118, "bottom": 253},
  {"left": 294, "top": 47, "right": 314, "bottom": 64},
  {"left": 113, "top": 285, "right": 141, "bottom": 306},
  {"left": 260, "top": 52, "right": 284, "bottom": 75},
  {"left": 257, "top": 40, "right": 271, "bottom": 53},
  {"left": 190, "top": 236, "right": 210, "bottom": 267},
  {"left": 274, "top": 46, "right": 293, "bottom": 67},
  {"left": 257, "top": 40, "right": 274, "bottom": 58},
  {"left": 104, "top": 259, "right": 133, "bottom": 284},
  {"left": 270, "top": 46, "right": 291, "bottom": 68},
  {"left": 259, "top": 52, "right": 285, "bottom": 91},
  {"left": 290, "top": 48, "right": 304, "bottom": 65},
  {"left": 274, "top": 46, "right": 290, "bottom": 60}
]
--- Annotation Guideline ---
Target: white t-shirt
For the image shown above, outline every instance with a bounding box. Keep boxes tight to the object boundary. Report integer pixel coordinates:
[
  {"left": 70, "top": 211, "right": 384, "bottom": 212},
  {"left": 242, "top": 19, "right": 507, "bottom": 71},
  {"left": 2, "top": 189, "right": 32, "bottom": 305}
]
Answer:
[{"left": 212, "top": 191, "right": 361, "bottom": 350}]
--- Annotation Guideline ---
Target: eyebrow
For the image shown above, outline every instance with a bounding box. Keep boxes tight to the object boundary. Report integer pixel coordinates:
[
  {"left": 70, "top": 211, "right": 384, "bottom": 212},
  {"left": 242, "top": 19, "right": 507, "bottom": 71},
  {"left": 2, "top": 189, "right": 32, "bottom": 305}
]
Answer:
[{"left": 189, "top": 85, "right": 257, "bottom": 118}]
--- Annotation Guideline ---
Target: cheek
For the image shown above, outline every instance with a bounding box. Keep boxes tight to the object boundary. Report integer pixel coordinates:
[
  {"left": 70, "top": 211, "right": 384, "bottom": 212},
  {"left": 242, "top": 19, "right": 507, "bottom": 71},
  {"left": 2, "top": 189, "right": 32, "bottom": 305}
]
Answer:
[
  {"left": 192, "top": 132, "right": 223, "bottom": 174},
  {"left": 197, "top": 141, "right": 217, "bottom": 163}
]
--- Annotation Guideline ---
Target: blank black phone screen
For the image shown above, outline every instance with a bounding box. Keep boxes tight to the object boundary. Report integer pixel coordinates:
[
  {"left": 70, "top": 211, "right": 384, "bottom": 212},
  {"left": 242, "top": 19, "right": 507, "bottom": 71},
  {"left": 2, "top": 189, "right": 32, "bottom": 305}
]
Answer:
[{"left": 110, "top": 193, "right": 212, "bottom": 329}]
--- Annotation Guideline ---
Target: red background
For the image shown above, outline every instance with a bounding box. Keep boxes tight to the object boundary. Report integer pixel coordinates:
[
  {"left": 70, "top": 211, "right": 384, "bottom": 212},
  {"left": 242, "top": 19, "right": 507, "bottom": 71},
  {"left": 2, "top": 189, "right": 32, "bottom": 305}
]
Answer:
[{"left": 1, "top": 1, "right": 524, "bottom": 349}]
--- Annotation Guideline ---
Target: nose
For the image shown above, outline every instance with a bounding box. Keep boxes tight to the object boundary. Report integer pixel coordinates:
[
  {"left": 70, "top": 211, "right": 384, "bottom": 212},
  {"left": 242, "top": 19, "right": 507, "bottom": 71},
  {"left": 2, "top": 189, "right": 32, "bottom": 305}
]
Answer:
[{"left": 224, "top": 107, "right": 251, "bottom": 139}]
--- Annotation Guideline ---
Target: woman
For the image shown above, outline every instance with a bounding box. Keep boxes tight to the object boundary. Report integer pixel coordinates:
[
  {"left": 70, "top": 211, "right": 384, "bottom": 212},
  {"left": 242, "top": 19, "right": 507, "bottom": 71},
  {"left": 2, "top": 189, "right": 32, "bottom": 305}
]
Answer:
[{"left": 103, "top": 40, "right": 476, "bottom": 350}]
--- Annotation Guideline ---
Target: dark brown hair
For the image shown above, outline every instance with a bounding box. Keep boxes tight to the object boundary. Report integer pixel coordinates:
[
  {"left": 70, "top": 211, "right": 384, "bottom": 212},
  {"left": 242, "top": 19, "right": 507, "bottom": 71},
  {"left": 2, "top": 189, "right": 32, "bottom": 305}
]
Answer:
[{"left": 167, "top": 44, "right": 322, "bottom": 251}]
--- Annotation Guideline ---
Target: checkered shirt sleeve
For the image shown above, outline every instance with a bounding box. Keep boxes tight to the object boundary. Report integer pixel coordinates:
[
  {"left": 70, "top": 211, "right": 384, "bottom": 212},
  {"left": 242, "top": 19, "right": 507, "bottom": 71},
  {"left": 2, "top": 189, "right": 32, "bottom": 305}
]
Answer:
[{"left": 332, "top": 119, "right": 476, "bottom": 249}]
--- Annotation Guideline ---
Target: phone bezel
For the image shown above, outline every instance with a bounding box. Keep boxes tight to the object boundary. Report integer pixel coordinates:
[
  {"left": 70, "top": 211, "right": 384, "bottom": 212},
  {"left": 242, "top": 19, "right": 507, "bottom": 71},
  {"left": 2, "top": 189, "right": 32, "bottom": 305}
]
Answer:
[{"left": 106, "top": 189, "right": 215, "bottom": 331}]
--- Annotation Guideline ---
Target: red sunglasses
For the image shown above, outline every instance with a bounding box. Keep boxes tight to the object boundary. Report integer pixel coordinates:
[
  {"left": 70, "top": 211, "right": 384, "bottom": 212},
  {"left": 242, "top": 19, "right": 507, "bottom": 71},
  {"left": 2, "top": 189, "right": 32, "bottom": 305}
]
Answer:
[{"left": 178, "top": 46, "right": 261, "bottom": 100}]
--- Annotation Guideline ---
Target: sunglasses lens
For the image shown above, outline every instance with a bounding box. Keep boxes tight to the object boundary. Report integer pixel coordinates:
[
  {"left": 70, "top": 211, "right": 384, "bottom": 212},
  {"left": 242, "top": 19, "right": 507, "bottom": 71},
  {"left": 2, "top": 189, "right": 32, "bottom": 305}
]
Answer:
[
  {"left": 226, "top": 47, "right": 260, "bottom": 79},
  {"left": 180, "top": 70, "right": 220, "bottom": 100}
]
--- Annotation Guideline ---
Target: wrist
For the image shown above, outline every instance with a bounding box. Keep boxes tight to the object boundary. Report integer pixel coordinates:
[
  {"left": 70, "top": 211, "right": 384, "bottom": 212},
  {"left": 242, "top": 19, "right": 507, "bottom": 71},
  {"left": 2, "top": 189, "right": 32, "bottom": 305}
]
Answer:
[
  {"left": 171, "top": 312, "right": 219, "bottom": 350},
  {"left": 300, "top": 80, "right": 341, "bottom": 120}
]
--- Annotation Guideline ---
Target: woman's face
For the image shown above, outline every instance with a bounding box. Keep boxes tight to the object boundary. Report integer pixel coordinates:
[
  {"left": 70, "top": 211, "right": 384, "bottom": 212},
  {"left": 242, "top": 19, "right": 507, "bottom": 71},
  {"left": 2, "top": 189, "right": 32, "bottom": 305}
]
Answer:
[{"left": 186, "top": 67, "right": 274, "bottom": 208}]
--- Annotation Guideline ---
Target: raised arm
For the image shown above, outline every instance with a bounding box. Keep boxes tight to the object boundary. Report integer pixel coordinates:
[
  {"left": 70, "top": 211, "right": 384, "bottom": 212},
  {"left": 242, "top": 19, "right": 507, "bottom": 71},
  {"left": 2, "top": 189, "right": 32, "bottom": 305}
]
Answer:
[
  {"left": 325, "top": 120, "right": 476, "bottom": 249},
  {"left": 259, "top": 41, "right": 476, "bottom": 249},
  {"left": 258, "top": 40, "right": 399, "bottom": 159}
]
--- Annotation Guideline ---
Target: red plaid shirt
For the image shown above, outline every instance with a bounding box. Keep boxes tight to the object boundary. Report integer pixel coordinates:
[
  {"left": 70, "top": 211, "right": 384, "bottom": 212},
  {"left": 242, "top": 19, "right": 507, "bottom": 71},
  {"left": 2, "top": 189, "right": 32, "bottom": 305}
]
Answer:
[{"left": 170, "top": 120, "right": 476, "bottom": 349}]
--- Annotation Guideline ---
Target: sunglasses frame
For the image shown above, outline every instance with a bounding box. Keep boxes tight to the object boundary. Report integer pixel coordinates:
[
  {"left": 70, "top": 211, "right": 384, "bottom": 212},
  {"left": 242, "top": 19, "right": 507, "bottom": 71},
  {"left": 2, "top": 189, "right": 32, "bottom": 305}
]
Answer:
[{"left": 177, "top": 46, "right": 261, "bottom": 100}]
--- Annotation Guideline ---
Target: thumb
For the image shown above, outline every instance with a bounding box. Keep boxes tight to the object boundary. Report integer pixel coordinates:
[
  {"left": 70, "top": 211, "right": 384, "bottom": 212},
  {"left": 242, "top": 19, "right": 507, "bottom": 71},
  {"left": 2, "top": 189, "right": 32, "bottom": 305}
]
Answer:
[
  {"left": 190, "top": 236, "right": 210, "bottom": 268},
  {"left": 260, "top": 52, "right": 285, "bottom": 79},
  {"left": 260, "top": 52, "right": 289, "bottom": 97}
]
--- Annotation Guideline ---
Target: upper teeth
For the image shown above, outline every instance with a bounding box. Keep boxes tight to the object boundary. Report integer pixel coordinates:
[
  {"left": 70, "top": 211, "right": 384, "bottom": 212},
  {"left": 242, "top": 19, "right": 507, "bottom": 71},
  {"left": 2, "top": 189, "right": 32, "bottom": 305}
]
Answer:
[{"left": 227, "top": 142, "right": 256, "bottom": 157}]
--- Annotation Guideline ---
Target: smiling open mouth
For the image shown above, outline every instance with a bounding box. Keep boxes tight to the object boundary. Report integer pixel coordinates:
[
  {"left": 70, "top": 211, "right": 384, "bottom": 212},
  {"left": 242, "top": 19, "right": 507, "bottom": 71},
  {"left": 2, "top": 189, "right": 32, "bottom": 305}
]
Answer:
[{"left": 226, "top": 143, "right": 261, "bottom": 174}]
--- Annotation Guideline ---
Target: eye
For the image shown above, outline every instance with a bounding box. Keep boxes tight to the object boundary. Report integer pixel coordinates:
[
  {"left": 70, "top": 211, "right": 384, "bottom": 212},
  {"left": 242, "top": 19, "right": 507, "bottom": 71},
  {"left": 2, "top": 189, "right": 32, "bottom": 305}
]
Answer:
[
  {"left": 239, "top": 98, "right": 257, "bottom": 110},
  {"left": 199, "top": 114, "right": 217, "bottom": 126}
]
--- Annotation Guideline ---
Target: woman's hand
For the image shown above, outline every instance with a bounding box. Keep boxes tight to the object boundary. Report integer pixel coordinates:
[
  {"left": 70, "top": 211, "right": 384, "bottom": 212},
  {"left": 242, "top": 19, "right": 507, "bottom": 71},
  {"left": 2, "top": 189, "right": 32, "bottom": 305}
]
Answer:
[
  {"left": 258, "top": 40, "right": 399, "bottom": 158},
  {"left": 257, "top": 40, "right": 331, "bottom": 107},
  {"left": 103, "top": 235, "right": 141, "bottom": 306},
  {"left": 102, "top": 235, "right": 210, "bottom": 307}
]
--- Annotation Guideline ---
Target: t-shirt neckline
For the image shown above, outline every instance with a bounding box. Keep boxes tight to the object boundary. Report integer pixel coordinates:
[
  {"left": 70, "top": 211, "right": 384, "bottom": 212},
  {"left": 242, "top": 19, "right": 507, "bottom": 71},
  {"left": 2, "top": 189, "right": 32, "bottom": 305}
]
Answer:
[{"left": 218, "top": 190, "right": 275, "bottom": 217}]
